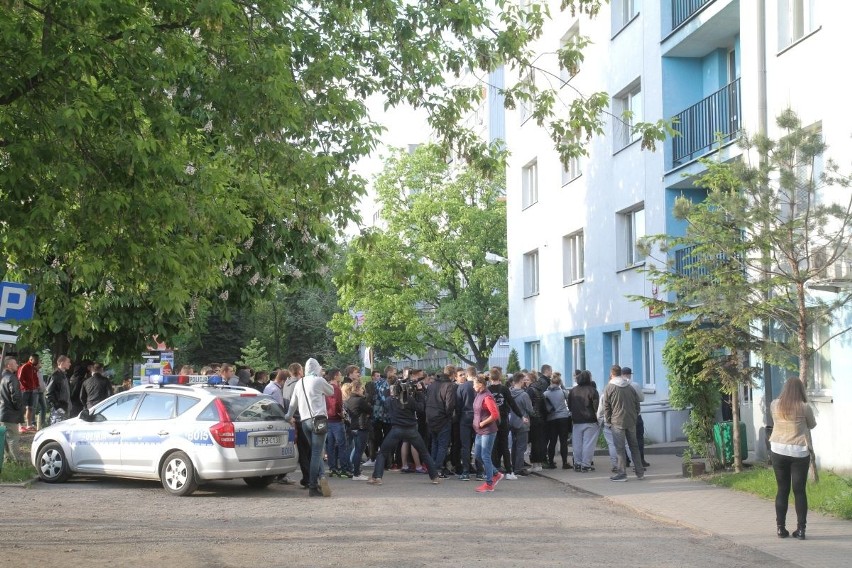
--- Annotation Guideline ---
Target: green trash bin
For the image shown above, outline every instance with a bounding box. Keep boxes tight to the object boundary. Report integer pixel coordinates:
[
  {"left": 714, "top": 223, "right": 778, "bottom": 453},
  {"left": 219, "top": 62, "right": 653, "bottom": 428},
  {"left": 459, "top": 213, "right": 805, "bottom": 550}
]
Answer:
[
  {"left": 0, "top": 424, "right": 6, "bottom": 472},
  {"left": 713, "top": 421, "right": 748, "bottom": 466}
]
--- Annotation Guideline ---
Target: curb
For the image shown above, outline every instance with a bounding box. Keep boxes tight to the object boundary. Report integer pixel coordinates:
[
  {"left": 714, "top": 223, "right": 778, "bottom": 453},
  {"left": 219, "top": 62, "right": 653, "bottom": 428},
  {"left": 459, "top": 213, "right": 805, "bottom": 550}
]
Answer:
[{"left": 0, "top": 475, "right": 39, "bottom": 488}]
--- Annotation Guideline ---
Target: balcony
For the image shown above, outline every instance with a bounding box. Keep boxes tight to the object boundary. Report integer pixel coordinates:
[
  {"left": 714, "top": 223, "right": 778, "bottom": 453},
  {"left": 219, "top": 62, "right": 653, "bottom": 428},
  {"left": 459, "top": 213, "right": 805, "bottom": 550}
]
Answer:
[
  {"left": 672, "top": 0, "right": 715, "bottom": 30},
  {"left": 672, "top": 78, "right": 741, "bottom": 168}
]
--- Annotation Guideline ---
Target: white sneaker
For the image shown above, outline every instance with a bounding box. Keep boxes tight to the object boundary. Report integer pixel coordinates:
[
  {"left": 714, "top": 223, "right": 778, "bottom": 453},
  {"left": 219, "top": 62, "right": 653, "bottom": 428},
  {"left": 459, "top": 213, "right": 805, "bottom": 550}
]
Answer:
[
  {"left": 362, "top": 459, "right": 375, "bottom": 467},
  {"left": 530, "top": 464, "right": 543, "bottom": 472},
  {"left": 505, "top": 473, "right": 518, "bottom": 480},
  {"left": 352, "top": 474, "right": 369, "bottom": 481}
]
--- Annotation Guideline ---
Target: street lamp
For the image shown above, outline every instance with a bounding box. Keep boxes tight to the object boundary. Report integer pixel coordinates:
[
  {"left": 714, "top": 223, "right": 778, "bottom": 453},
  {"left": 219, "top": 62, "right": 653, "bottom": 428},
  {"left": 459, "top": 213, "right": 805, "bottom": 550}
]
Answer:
[{"left": 485, "top": 252, "right": 508, "bottom": 264}]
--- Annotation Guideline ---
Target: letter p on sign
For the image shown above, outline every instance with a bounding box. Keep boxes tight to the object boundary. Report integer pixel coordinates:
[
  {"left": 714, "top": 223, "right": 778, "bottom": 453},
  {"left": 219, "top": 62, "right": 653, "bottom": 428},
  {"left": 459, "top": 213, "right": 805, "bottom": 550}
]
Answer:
[{"left": 0, "top": 282, "right": 35, "bottom": 321}]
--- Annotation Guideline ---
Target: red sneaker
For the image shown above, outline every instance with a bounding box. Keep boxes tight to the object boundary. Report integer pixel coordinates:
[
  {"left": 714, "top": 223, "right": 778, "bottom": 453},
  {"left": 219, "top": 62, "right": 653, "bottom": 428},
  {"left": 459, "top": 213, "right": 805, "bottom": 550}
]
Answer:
[
  {"left": 491, "top": 472, "right": 505, "bottom": 487},
  {"left": 475, "top": 482, "right": 494, "bottom": 493}
]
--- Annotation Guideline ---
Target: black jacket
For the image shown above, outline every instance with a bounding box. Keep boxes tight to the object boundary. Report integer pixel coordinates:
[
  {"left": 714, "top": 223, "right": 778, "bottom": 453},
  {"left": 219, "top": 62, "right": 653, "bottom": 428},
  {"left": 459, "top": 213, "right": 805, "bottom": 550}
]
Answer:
[
  {"left": 425, "top": 376, "right": 457, "bottom": 432},
  {"left": 455, "top": 380, "right": 476, "bottom": 421},
  {"left": 388, "top": 388, "right": 424, "bottom": 428},
  {"left": 487, "top": 383, "right": 523, "bottom": 429},
  {"left": 0, "top": 370, "right": 23, "bottom": 423},
  {"left": 46, "top": 368, "right": 71, "bottom": 413},
  {"left": 81, "top": 373, "right": 114, "bottom": 409},
  {"left": 344, "top": 392, "right": 372, "bottom": 430},
  {"left": 568, "top": 383, "right": 599, "bottom": 424},
  {"left": 526, "top": 381, "right": 547, "bottom": 421}
]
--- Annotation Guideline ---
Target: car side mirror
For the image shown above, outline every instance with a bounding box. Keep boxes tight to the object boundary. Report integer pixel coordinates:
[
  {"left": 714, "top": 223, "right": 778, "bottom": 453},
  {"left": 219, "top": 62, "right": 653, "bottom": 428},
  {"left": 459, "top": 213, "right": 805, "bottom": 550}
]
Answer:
[{"left": 79, "top": 409, "right": 92, "bottom": 422}]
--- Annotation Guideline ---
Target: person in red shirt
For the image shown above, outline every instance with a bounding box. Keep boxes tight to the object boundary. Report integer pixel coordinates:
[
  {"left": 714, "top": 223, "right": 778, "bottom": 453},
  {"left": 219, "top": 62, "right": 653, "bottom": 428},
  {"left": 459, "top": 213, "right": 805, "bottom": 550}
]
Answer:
[
  {"left": 17, "top": 354, "right": 40, "bottom": 432},
  {"left": 472, "top": 375, "right": 503, "bottom": 493}
]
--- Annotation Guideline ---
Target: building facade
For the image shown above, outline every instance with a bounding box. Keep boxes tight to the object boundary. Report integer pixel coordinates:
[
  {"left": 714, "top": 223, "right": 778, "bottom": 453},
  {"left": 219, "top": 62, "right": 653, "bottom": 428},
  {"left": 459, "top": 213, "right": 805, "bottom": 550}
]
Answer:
[{"left": 505, "top": 0, "right": 851, "bottom": 471}]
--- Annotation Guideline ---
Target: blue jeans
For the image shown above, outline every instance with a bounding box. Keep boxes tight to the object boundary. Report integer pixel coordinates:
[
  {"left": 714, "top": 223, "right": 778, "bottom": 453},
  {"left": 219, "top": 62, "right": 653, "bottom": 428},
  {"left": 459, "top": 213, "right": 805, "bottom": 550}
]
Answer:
[
  {"left": 301, "top": 418, "right": 328, "bottom": 490},
  {"left": 325, "top": 421, "right": 351, "bottom": 473},
  {"left": 349, "top": 429, "right": 369, "bottom": 476},
  {"left": 429, "top": 423, "right": 452, "bottom": 470},
  {"left": 474, "top": 432, "right": 497, "bottom": 486}
]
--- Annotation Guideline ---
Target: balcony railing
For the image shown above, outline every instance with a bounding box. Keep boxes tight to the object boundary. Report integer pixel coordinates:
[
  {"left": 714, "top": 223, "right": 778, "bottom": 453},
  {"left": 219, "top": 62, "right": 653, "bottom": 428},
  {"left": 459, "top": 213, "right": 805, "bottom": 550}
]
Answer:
[
  {"left": 672, "top": 78, "right": 741, "bottom": 167},
  {"left": 672, "top": 0, "right": 714, "bottom": 29}
]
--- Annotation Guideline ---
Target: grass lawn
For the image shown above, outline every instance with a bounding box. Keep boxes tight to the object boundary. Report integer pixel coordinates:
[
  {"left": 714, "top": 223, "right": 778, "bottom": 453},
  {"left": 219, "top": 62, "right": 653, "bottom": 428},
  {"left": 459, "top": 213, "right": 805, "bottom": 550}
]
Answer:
[
  {"left": 0, "top": 460, "right": 38, "bottom": 483},
  {"left": 707, "top": 465, "right": 852, "bottom": 520}
]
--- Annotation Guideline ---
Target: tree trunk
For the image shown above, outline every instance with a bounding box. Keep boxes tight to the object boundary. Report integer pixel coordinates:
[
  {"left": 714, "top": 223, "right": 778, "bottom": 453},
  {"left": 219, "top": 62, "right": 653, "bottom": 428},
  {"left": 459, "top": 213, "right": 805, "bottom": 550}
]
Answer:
[{"left": 732, "top": 386, "right": 742, "bottom": 473}]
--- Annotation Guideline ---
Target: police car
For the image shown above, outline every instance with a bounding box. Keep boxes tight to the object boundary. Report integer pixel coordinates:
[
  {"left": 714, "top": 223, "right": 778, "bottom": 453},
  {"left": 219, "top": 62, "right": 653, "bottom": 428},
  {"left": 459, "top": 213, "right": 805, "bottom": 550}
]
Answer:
[{"left": 30, "top": 384, "right": 298, "bottom": 496}]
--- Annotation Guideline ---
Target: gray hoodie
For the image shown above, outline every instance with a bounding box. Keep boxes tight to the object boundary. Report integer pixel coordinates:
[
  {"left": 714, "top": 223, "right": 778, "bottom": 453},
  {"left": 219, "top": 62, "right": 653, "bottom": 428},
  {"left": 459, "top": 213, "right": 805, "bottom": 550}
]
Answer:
[
  {"left": 602, "top": 377, "right": 640, "bottom": 428},
  {"left": 543, "top": 385, "right": 571, "bottom": 421}
]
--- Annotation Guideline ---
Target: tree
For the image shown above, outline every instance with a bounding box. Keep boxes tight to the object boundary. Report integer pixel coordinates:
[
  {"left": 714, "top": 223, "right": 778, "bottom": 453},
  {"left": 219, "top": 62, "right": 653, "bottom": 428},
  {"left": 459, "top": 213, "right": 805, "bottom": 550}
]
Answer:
[
  {"left": 236, "top": 338, "right": 272, "bottom": 372},
  {"left": 1, "top": 1, "right": 668, "bottom": 360},
  {"left": 507, "top": 348, "right": 521, "bottom": 374},
  {"left": 636, "top": 110, "right": 852, "bottom": 472},
  {"left": 330, "top": 144, "right": 507, "bottom": 370}
]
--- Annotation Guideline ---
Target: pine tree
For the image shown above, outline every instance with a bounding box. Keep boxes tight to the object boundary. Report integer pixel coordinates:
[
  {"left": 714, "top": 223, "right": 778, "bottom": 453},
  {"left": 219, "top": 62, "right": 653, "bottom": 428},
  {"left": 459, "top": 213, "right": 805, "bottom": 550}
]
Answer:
[{"left": 236, "top": 338, "right": 272, "bottom": 372}]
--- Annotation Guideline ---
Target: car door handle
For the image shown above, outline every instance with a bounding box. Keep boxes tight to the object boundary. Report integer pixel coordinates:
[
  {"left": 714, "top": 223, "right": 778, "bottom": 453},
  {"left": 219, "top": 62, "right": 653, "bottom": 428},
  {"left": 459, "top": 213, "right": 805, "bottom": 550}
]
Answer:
[
  {"left": 157, "top": 430, "right": 169, "bottom": 436},
  {"left": 109, "top": 430, "right": 120, "bottom": 435}
]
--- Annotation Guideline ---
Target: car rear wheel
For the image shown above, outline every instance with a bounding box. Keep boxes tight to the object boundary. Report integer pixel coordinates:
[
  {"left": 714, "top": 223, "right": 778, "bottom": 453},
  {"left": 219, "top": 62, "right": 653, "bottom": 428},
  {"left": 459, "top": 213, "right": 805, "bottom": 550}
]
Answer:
[
  {"left": 243, "top": 475, "right": 275, "bottom": 489},
  {"left": 160, "top": 451, "right": 199, "bottom": 496},
  {"left": 36, "top": 442, "right": 72, "bottom": 483}
]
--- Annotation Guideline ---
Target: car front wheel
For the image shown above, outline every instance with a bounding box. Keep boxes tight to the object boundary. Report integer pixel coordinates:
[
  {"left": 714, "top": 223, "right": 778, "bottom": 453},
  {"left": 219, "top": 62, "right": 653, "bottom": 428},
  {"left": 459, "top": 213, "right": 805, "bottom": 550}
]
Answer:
[
  {"left": 36, "top": 442, "right": 72, "bottom": 483},
  {"left": 160, "top": 451, "right": 199, "bottom": 496},
  {"left": 243, "top": 475, "right": 275, "bottom": 489}
]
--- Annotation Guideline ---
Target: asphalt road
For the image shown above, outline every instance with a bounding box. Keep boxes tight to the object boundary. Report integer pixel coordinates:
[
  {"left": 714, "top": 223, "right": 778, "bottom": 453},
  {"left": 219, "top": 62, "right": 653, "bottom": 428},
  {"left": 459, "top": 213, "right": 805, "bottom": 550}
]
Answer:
[{"left": 0, "top": 471, "right": 797, "bottom": 568}]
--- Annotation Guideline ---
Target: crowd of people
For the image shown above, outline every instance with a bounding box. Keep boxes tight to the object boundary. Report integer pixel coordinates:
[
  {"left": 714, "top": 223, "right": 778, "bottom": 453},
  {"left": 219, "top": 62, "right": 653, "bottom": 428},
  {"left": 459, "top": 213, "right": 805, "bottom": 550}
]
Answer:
[{"left": 259, "top": 360, "right": 653, "bottom": 496}]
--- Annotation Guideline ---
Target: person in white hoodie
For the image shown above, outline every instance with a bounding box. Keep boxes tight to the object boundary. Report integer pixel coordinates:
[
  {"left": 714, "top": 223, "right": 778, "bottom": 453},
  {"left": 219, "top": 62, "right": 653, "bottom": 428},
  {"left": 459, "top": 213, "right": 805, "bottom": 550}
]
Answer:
[
  {"left": 285, "top": 358, "right": 334, "bottom": 497},
  {"left": 602, "top": 364, "right": 644, "bottom": 482}
]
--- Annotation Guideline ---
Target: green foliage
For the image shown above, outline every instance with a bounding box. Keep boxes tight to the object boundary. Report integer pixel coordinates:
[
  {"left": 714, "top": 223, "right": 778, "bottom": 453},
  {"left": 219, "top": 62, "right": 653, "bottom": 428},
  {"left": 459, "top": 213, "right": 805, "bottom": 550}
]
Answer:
[
  {"left": 507, "top": 348, "right": 521, "bottom": 373},
  {"left": 662, "top": 336, "right": 721, "bottom": 468},
  {"left": 1, "top": 1, "right": 670, "bottom": 360},
  {"left": 236, "top": 338, "right": 272, "bottom": 372},
  {"left": 636, "top": 110, "right": 852, "bottom": 391},
  {"left": 708, "top": 466, "right": 852, "bottom": 520},
  {"left": 330, "top": 144, "right": 507, "bottom": 369}
]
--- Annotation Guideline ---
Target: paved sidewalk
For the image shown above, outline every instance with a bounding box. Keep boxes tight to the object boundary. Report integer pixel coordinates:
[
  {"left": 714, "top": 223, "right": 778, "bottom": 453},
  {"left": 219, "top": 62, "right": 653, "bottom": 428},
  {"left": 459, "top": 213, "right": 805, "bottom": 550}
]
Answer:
[{"left": 535, "top": 452, "right": 852, "bottom": 568}]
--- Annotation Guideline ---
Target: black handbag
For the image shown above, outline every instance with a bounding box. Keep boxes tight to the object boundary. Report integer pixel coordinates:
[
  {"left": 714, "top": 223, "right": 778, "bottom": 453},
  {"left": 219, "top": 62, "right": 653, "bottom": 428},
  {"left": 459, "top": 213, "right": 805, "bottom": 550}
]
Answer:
[{"left": 301, "top": 378, "right": 328, "bottom": 434}]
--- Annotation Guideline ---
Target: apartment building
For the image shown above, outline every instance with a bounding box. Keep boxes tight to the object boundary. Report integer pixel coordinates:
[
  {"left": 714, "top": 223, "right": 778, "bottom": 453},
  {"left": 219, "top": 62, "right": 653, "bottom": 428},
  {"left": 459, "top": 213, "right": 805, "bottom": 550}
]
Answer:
[{"left": 505, "top": 0, "right": 851, "bottom": 471}]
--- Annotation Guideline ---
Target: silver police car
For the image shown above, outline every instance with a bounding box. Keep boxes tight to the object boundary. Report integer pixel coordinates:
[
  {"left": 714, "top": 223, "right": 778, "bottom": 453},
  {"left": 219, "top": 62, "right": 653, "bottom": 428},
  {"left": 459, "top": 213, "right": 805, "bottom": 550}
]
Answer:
[{"left": 31, "top": 384, "right": 298, "bottom": 496}]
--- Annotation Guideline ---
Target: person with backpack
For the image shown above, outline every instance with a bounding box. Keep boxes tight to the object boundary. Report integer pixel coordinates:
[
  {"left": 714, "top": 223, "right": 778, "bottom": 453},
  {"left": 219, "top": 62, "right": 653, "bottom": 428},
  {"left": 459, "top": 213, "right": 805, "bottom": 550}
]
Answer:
[
  {"left": 508, "top": 372, "right": 533, "bottom": 476},
  {"left": 525, "top": 369, "right": 548, "bottom": 472}
]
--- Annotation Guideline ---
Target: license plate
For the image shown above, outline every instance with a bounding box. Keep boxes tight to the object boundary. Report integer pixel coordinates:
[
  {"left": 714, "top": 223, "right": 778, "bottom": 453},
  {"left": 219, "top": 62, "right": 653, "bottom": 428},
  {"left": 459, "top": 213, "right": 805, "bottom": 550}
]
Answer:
[
  {"left": 282, "top": 445, "right": 295, "bottom": 458},
  {"left": 254, "top": 436, "right": 281, "bottom": 447}
]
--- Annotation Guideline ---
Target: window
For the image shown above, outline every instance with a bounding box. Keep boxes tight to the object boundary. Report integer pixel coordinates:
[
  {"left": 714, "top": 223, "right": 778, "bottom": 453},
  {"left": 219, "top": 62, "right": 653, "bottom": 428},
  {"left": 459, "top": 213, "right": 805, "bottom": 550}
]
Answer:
[
  {"left": 519, "top": 69, "right": 535, "bottom": 123},
  {"left": 618, "top": 205, "right": 645, "bottom": 268},
  {"left": 523, "top": 249, "right": 540, "bottom": 297},
  {"left": 570, "top": 336, "right": 586, "bottom": 371},
  {"left": 808, "top": 321, "right": 834, "bottom": 393},
  {"left": 612, "top": 0, "right": 639, "bottom": 34},
  {"left": 559, "top": 23, "right": 581, "bottom": 84},
  {"left": 526, "top": 341, "right": 541, "bottom": 371},
  {"left": 522, "top": 160, "right": 538, "bottom": 208},
  {"left": 561, "top": 154, "right": 581, "bottom": 185},
  {"left": 177, "top": 395, "right": 200, "bottom": 416},
  {"left": 610, "top": 332, "right": 621, "bottom": 366},
  {"left": 562, "top": 231, "right": 584, "bottom": 285},
  {"left": 639, "top": 328, "right": 656, "bottom": 388},
  {"left": 779, "top": 0, "right": 818, "bottom": 49},
  {"left": 95, "top": 394, "right": 142, "bottom": 421},
  {"left": 614, "top": 81, "right": 642, "bottom": 150},
  {"left": 136, "top": 393, "right": 176, "bottom": 421}
]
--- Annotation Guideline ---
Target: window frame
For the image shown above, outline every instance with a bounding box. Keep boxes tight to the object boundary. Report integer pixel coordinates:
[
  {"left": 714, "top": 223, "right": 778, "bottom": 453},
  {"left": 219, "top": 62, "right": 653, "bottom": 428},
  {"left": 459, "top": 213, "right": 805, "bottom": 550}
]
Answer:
[
  {"left": 613, "top": 80, "right": 642, "bottom": 151},
  {"left": 640, "top": 328, "right": 656, "bottom": 389},
  {"left": 523, "top": 249, "right": 540, "bottom": 298},
  {"left": 522, "top": 160, "right": 539, "bottom": 209},
  {"left": 618, "top": 205, "right": 646, "bottom": 269},
  {"left": 562, "top": 230, "right": 585, "bottom": 286}
]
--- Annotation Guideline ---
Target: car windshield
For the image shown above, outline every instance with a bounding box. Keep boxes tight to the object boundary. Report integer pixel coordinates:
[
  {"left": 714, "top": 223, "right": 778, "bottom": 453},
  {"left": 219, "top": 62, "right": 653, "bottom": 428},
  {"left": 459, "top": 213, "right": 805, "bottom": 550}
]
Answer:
[{"left": 221, "top": 396, "right": 287, "bottom": 422}]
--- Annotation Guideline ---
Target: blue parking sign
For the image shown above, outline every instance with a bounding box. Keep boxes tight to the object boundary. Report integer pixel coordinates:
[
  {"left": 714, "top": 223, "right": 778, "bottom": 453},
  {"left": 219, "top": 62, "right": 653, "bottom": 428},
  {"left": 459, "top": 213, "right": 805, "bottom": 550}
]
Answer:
[{"left": 0, "top": 282, "right": 36, "bottom": 322}]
